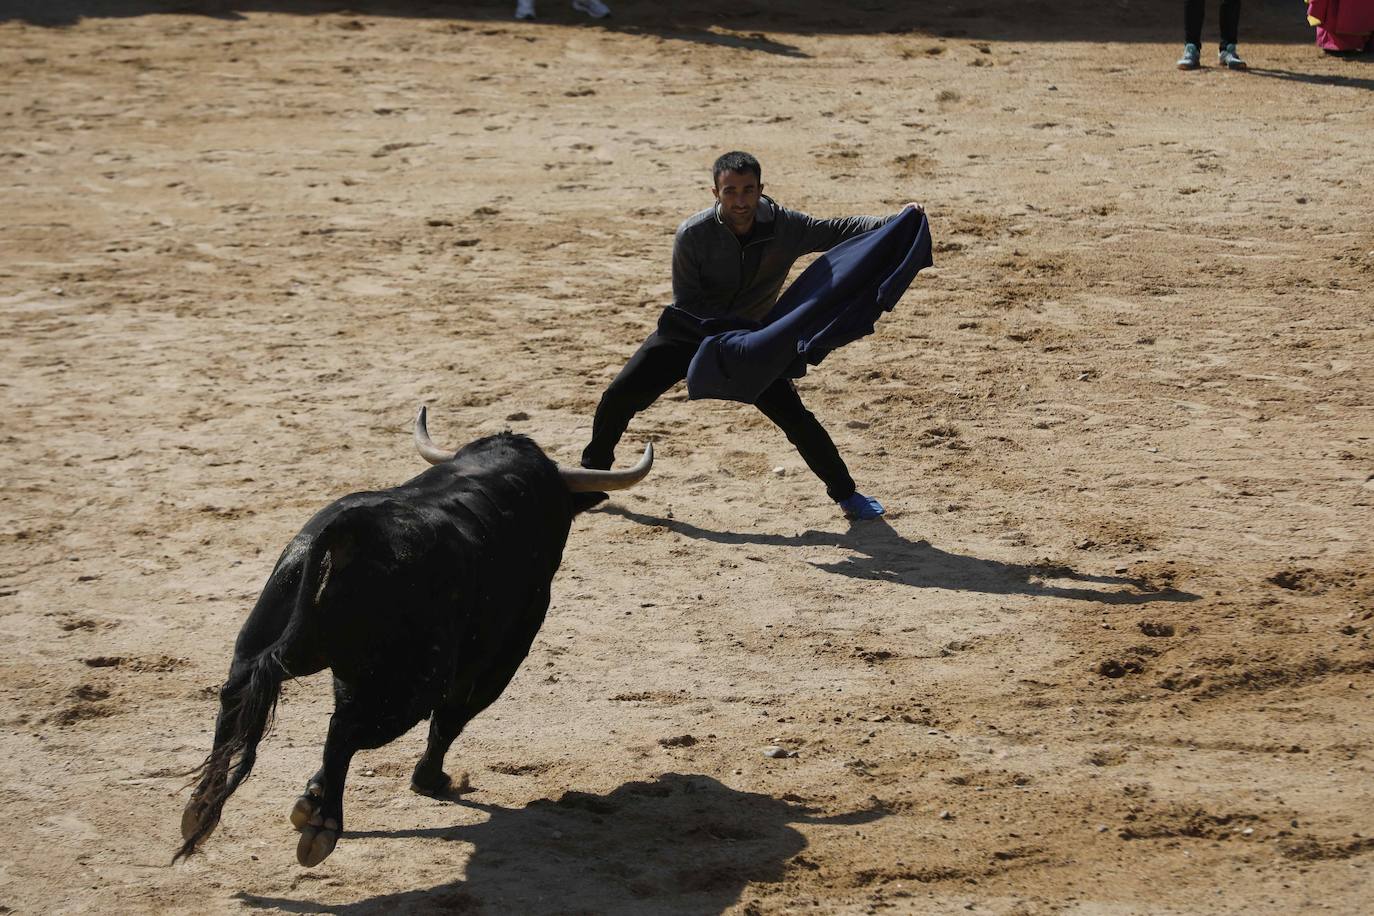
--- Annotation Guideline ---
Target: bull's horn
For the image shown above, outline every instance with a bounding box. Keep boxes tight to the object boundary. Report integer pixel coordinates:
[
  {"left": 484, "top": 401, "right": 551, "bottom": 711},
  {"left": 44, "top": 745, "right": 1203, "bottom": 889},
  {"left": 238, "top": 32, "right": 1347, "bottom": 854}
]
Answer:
[
  {"left": 414, "top": 405, "right": 456, "bottom": 465},
  {"left": 559, "top": 443, "right": 653, "bottom": 492}
]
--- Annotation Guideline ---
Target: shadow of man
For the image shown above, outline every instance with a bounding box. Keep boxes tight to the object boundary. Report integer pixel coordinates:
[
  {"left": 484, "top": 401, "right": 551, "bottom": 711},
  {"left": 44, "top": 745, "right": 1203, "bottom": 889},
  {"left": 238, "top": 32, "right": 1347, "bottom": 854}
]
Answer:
[
  {"left": 3, "top": 0, "right": 1326, "bottom": 46},
  {"left": 235, "top": 773, "right": 883, "bottom": 914},
  {"left": 600, "top": 506, "right": 1199, "bottom": 606},
  {"left": 1246, "top": 66, "right": 1374, "bottom": 91}
]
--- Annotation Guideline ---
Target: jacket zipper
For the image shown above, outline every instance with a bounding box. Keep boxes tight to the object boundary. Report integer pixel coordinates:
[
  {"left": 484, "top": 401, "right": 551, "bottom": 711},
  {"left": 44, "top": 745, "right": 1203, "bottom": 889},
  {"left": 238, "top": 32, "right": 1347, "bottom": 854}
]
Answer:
[{"left": 731, "top": 233, "right": 771, "bottom": 309}]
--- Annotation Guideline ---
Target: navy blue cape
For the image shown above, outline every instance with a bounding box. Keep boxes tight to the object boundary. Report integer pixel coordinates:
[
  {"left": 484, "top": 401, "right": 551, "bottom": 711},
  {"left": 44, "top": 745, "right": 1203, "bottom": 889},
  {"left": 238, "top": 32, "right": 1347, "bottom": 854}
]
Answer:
[{"left": 658, "top": 208, "right": 933, "bottom": 404}]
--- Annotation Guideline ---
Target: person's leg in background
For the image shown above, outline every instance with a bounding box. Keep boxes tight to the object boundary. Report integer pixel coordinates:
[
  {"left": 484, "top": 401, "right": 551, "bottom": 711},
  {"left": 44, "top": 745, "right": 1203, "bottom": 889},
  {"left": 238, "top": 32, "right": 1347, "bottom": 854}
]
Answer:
[
  {"left": 1179, "top": 0, "right": 1206, "bottom": 69},
  {"left": 1185, "top": 0, "right": 1206, "bottom": 47},
  {"left": 1218, "top": 0, "right": 1248, "bottom": 69}
]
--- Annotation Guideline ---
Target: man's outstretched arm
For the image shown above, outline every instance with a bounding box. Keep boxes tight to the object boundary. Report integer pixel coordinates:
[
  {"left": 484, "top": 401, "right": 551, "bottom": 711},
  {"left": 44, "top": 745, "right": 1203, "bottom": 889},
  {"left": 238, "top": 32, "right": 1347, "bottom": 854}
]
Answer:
[{"left": 796, "top": 201, "right": 925, "bottom": 253}]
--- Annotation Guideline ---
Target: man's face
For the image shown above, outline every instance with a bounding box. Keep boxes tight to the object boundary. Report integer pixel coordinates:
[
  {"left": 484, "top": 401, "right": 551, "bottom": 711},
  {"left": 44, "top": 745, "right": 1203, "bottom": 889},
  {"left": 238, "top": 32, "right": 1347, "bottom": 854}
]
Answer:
[{"left": 712, "top": 169, "right": 763, "bottom": 234}]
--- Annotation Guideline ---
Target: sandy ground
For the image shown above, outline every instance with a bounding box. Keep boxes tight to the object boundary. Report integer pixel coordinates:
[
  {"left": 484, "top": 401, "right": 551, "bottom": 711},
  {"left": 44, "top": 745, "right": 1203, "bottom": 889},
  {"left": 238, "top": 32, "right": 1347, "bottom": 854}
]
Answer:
[{"left": 2, "top": 1, "right": 1372, "bottom": 913}]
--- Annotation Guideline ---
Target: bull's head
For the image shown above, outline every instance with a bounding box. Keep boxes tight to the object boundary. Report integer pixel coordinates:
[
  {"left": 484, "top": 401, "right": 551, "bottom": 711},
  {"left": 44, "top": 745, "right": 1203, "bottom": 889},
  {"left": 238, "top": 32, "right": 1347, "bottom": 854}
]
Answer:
[{"left": 413, "top": 405, "right": 652, "bottom": 493}]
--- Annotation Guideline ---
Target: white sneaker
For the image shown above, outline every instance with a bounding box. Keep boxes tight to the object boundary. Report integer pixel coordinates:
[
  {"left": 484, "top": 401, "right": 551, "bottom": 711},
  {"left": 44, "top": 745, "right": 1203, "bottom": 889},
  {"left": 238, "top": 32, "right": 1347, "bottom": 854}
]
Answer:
[
  {"left": 572, "top": 0, "right": 611, "bottom": 18},
  {"left": 514, "top": 0, "right": 536, "bottom": 19}
]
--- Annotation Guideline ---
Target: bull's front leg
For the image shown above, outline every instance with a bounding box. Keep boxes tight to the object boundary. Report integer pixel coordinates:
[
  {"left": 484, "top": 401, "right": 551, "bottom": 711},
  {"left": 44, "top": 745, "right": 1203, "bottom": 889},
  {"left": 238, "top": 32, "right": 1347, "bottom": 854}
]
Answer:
[
  {"left": 410, "top": 700, "right": 474, "bottom": 797},
  {"left": 411, "top": 609, "right": 546, "bottom": 800}
]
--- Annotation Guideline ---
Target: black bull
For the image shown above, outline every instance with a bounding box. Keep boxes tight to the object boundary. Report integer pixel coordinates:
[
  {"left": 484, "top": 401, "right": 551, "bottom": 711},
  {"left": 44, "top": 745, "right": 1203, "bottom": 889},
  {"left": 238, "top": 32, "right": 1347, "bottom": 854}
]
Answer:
[{"left": 176, "top": 407, "right": 652, "bottom": 867}]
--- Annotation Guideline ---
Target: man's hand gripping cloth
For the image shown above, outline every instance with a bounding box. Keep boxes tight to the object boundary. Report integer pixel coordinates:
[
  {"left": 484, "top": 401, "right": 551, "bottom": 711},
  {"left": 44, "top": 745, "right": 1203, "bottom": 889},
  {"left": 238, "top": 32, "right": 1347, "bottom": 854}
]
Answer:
[{"left": 666, "top": 208, "right": 933, "bottom": 404}]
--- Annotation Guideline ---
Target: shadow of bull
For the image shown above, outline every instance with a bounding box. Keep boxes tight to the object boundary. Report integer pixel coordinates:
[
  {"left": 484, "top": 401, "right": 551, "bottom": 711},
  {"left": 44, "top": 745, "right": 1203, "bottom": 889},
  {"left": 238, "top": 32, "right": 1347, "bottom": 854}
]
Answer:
[{"left": 236, "top": 772, "right": 884, "bottom": 914}]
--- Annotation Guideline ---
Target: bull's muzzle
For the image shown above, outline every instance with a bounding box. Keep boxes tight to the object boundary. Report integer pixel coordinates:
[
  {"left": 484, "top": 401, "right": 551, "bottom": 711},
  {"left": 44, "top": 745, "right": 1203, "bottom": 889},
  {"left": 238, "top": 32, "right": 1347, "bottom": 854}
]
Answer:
[{"left": 413, "top": 405, "right": 652, "bottom": 492}]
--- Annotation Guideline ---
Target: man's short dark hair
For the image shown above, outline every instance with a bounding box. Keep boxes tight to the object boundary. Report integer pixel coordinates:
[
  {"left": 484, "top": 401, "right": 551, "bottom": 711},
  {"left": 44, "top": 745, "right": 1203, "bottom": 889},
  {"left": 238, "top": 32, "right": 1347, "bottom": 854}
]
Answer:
[{"left": 712, "top": 151, "right": 762, "bottom": 187}]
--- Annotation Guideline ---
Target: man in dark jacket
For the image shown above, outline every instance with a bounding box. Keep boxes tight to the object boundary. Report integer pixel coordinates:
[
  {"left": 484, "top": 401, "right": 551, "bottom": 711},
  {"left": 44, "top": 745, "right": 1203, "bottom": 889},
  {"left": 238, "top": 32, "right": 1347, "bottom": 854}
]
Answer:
[{"left": 581, "top": 151, "right": 923, "bottom": 521}]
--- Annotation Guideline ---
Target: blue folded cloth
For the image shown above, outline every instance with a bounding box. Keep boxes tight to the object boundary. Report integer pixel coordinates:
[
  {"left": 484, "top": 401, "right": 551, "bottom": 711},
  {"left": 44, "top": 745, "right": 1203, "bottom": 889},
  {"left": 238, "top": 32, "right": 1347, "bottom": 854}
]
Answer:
[{"left": 661, "top": 208, "right": 933, "bottom": 404}]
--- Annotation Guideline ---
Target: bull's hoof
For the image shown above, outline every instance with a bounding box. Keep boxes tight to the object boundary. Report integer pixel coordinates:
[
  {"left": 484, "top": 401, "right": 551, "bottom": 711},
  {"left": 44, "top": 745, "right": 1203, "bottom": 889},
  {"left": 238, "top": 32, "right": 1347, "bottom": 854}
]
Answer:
[
  {"left": 410, "top": 769, "right": 472, "bottom": 799},
  {"left": 180, "top": 795, "right": 219, "bottom": 843},
  {"left": 296, "top": 818, "right": 339, "bottom": 868},
  {"left": 289, "top": 784, "right": 324, "bottom": 831}
]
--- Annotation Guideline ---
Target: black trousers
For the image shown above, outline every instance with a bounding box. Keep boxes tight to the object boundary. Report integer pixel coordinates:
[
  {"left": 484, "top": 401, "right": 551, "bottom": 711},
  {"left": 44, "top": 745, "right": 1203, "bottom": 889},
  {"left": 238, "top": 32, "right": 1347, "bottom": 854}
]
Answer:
[
  {"left": 581, "top": 331, "right": 857, "bottom": 502},
  {"left": 1186, "top": 0, "right": 1241, "bottom": 48}
]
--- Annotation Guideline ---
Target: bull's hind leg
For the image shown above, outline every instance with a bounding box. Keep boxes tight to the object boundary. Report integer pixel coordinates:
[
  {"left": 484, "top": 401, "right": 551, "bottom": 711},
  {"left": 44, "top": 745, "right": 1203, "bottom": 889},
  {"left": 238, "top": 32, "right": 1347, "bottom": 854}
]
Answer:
[{"left": 290, "top": 677, "right": 422, "bottom": 867}]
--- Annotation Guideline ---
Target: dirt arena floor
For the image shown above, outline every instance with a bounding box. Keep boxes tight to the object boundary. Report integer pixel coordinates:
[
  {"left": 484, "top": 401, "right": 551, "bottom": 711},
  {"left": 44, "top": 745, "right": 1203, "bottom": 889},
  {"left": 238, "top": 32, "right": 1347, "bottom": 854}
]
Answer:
[{"left": 2, "top": 1, "right": 1372, "bottom": 912}]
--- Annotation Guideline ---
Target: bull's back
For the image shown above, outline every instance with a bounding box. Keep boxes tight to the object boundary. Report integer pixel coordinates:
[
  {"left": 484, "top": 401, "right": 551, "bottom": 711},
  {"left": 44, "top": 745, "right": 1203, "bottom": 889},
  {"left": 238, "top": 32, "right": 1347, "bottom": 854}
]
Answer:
[{"left": 302, "top": 459, "right": 573, "bottom": 694}]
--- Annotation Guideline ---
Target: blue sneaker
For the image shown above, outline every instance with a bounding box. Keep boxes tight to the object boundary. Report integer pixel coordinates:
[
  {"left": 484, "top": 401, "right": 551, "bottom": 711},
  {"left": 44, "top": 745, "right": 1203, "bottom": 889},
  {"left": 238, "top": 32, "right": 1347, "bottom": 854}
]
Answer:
[
  {"left": 1218, "top": 43, "right": 1247, "bottom": 71},
  {"left": 838, "top": 492, "right": 885, "bottom": 521}
]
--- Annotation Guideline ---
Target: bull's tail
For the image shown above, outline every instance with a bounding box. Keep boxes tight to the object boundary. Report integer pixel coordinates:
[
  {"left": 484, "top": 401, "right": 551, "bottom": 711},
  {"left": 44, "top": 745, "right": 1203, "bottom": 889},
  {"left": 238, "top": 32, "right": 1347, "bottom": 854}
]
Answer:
[
  {"left": 174, "top": 541, "right": 333, "bottom": 863},
  {"left": 174, "top": 648, "right": 284, "bottom": 861}
]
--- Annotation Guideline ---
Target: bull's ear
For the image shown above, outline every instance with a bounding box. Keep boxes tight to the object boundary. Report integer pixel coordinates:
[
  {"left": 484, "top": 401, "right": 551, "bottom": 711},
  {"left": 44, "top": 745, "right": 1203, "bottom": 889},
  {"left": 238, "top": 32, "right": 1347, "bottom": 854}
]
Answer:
[{"left": 570, "top": 491, "right": 609, "bottom": 515}]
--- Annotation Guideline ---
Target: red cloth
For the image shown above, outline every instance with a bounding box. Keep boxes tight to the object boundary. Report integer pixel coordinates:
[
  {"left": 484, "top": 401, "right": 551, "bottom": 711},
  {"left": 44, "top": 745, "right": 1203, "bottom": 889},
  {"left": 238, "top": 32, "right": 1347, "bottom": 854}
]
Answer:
[{"left": 1308, "top": 0, "right": 1374, "bottom": 50}]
